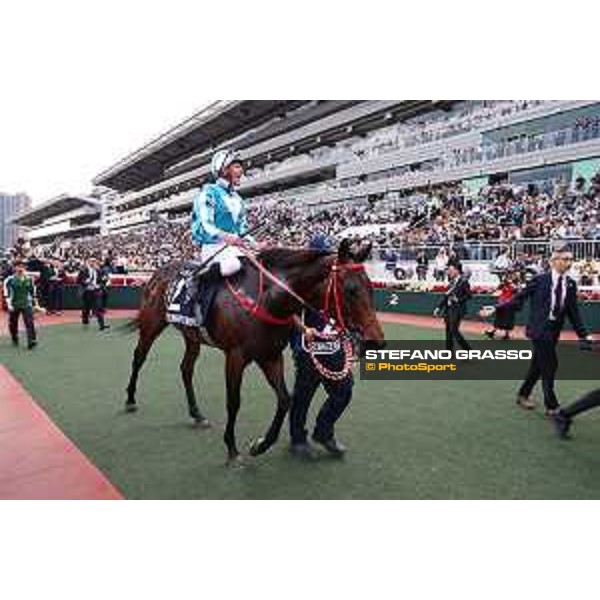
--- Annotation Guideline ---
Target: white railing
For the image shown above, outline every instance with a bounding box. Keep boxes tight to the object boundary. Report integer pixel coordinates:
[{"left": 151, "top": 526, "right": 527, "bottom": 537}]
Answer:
[{"left": 374, "top": 239, "right": 600, "bottom": 262}]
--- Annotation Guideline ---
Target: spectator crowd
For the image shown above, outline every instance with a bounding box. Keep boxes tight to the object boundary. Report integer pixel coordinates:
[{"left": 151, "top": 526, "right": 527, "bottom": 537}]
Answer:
[
  {"left": 3, "top": 170, "right": 600, "bottom": 291},
  {"left": 247, "top": 170, "right": 600, "bottom": 252}
]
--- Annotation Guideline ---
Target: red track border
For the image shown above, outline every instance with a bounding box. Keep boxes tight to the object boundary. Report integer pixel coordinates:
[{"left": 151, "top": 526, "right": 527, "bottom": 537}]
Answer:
[{"left": 0, "top": 365, "right": 123, "bottom": 500}]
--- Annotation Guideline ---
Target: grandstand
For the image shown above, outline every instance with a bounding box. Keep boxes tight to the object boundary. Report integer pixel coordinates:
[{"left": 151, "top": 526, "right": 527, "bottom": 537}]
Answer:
[
  {"left": 12, "top": 193, "right": 103, "bottom": 244},
  {"left": 95, "top": 100, "right": 441, "bottom": 228},
  {"left": 95, "top": 100, "right": 600, "bottom": 229},
  {"left": 84, "top": 100, "right": 600, "bottom": 287}
]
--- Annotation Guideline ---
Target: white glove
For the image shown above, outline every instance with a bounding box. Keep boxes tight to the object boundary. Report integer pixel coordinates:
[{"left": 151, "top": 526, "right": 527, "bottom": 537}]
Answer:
[
  {"left": 322, "top": 323, "right": 336, "bottom": 337},
  {"left": 6, "top": 302, "right": 13, "bottom": 312}
]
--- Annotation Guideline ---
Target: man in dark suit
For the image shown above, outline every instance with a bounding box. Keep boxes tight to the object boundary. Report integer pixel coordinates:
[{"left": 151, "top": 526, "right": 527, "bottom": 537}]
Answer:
[
  {"left": 47, "top": 258, "right": 65, "bottom": 314},
  {"left": 434, "top": 264, "right": 472, "bottom": 351},
  {"left": 99, "top": 258, "right": 113, "bottom": 312},
  {"left": 496, "top": 247, "right": 593, "bottom": 415},
  {"left": 77, "top": 257, "right": 109, "bottom": 331}
]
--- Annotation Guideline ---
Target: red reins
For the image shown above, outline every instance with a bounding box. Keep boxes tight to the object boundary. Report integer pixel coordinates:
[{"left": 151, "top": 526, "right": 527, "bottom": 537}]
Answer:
[
  {"left": 225, "top": 265, "right": 295, "bottom": 326},
  {"left": 226, "top": 248, "right": 365, "bottom": 332}
]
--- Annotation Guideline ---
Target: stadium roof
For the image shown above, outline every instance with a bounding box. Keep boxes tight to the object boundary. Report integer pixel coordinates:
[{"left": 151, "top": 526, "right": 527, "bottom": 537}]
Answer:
[
  {"left": 111, "top": 100, "right": 442, "bottom": 210},
  {"left": 93, "top": 101, "right": 309, "bottom": 192},
  {"left": 12, "top": 194, "right": 101, "bottom": 227},
  {"left": 163, "top": 100, "right": 362, "bottom": 178}
]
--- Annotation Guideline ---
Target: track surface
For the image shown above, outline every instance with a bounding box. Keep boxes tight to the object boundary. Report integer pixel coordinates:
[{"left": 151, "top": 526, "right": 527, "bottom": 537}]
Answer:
[{"left": 0, "top": 309, "right": 596, "bottom": 499}]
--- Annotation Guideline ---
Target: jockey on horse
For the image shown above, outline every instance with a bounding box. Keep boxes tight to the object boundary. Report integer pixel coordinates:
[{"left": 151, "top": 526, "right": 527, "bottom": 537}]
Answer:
[
  {"left": 190, "top": 148, "right": 319, "bottom": 341},
  {"left": 191, "top": 149, "right": 259, "bottom": 285}
]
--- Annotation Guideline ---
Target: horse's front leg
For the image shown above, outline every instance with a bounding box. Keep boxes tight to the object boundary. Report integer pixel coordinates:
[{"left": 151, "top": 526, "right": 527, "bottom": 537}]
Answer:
[
  {"left": 224, "top": 349, "right": 248, "bottom": 466},
  {"left": 249, "top": 353, "right": 291, "bottom": 456}
]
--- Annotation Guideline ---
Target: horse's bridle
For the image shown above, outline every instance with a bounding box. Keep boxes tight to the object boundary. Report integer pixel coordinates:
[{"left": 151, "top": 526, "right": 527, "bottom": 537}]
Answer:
[{"left": 322, "top": 259, "right": 366, "bottom": 333}]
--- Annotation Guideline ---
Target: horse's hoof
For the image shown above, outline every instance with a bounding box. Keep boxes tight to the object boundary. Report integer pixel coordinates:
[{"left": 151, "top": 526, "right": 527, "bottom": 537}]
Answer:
[
  {"left": 249, "top": 437, "right": 266, "bottom": 457},
  {"left": 226, "top": 455, "right": 245, "bottom": 469},
  {"left": 125, "top": 404, "right": 138, "bottom": 413},
  {"left": 193, "top": 418, "right": 211, "bottom": 429}
]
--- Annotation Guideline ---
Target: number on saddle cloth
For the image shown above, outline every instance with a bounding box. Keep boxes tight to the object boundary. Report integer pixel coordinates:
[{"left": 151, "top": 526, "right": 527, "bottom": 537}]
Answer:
[{"left": 166, "top": 264, "right": 220, "bottom": 327}]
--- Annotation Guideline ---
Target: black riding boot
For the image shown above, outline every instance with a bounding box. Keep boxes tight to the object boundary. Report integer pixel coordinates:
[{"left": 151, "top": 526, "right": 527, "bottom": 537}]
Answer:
[
  {"left": 188, "top": 263, "right": 221, "bottom": 301},
  {"left": 200, "top": 263, "right": 222, "bottom": 283}
]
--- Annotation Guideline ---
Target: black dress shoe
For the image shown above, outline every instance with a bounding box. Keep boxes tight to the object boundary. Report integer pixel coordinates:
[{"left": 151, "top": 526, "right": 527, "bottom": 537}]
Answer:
[
  {"left": 99, "top": 324, "right": 110, "bottom": 331},
  {"left": 312, "top": 435, "right": 346, "bottom": 457},
  {"left": 516, "top": 395, "right": 536, "bottom": 410},
  {"left": 553, "top": 410, "right": 573, "bottom": 439},
  {"left": 27, "top": 341, "right": 37, "bottom": 350},
  {"left": 289, "top": 442, "right": 316, "bottom": 459}
]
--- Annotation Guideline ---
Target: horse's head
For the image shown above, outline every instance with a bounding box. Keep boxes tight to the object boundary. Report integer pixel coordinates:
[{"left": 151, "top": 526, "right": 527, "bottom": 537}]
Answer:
[
  {"left": 326, "top": 238, "right": 385, "bottom": 349},
  {"left": 256, "top": 244, "right": 385, "bottom": 349}
]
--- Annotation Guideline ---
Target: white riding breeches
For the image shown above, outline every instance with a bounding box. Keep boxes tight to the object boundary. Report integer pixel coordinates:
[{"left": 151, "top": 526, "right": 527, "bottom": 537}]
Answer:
[{"left": 200, "top": 243, "right": 243, "bottom": 277}]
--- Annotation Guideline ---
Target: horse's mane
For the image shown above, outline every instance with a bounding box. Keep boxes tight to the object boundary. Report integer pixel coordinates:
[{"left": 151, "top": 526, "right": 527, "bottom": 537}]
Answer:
[{"left": 257, "top": 247, "right": 333, "bottom": 270}]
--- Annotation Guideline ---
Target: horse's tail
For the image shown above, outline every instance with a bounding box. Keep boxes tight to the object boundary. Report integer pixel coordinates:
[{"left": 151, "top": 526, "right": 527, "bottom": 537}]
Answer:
[{"left": 116, "top": 316, "right": 140, "bottom": 334}]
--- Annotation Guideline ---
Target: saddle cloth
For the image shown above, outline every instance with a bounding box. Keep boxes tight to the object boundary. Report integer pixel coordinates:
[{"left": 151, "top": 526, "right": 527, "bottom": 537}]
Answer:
[{"left": 165, "top": 265, "right": 219, "bottom": 328}]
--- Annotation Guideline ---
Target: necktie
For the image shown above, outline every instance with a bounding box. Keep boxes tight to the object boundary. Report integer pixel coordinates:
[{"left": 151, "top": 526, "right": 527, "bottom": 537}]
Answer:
[{"left": 553, "top": 275, "right": 563, "bottom": 319}]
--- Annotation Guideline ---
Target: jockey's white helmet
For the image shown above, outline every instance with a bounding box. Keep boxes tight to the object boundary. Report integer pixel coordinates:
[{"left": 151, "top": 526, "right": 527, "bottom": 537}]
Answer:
[{"left": 211, "top": 149, "right": 242, "bottom": 180}]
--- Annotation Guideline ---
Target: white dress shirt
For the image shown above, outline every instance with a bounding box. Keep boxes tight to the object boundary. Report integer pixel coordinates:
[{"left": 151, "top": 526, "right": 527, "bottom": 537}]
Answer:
[{"left": 549, "top": 269, "right": 567, "bottom": 320}]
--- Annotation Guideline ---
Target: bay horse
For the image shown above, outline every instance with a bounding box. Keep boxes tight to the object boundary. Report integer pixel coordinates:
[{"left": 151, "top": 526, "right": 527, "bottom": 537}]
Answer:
[{"left": 124, "top": 239, "right": 384, "bottom": 465}]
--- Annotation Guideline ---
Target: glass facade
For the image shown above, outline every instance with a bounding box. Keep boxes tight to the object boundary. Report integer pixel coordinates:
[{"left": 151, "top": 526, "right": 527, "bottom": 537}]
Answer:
[
  {"left": 508, "top": 163, "right": 572, "bottom": 188},
  {"left": 481, "top": 103, "right": 600, "bottom": 159}
]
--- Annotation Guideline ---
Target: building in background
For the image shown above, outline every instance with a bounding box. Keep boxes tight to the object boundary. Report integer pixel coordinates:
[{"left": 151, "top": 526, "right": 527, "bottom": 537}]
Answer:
[
  {"left": 11, "top": 194, "right": 102, "bottom": 249},
  {"left": 0, "top": 193, "right": 31, "bottom": 251},
  {"left": 93, "top": 100, "right": 600, "bottom": 233}
]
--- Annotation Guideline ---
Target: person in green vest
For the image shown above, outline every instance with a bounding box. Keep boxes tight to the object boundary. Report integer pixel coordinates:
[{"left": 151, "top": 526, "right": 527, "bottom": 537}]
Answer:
[{"left": 3, "top": 259, "right": 39, "bottom": 349}]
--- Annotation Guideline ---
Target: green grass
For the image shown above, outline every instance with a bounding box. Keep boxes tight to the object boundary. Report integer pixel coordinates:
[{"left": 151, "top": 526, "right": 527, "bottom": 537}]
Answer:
[{"left": 2, "top": 320, "right": 600, "bottom": 499}]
